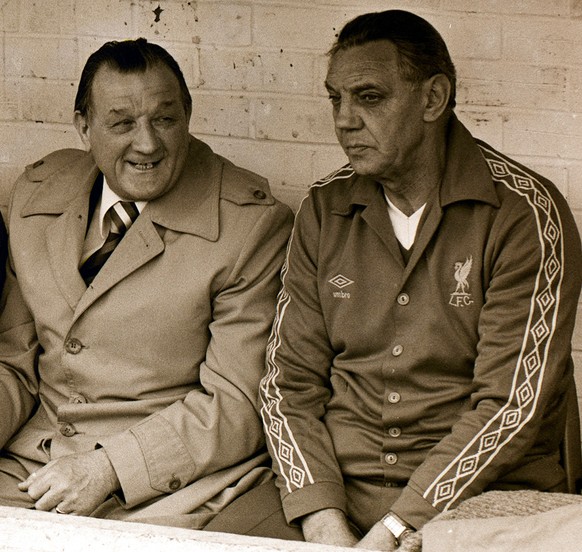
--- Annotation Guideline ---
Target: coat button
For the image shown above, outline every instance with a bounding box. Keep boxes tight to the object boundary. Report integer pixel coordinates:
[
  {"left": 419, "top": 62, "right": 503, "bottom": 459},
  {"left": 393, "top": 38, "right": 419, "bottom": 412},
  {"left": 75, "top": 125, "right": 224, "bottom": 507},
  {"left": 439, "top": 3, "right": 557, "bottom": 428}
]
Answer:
[
  {"left": 70, "top": 394, "right": 87, "bottom": 404},
  {"left": 392, "top": 344, "right": 403, "bottom": 357},
  {"left": 384, "top": 452, "right": 398, "bottom": 465},
  {"left": 388, "top": 392, "right": 401, "bottom": 404},
  {"left": 169, "top": 477, "right": 181, "bottom": 491},
  {"left": 253, "top": 189, "right": 266, "bottom": 200},
  {"left": 397, "top": 293, "right": 410, "bottom": 306},
  {"left": 60, "top": 423, "right": 76, "bottom": 437},
  {"left": 388, "top": 427, "right": 402, "bottom": 438},
  {"left": 65, "top": 338, "right": 83, "bottom": 354}
]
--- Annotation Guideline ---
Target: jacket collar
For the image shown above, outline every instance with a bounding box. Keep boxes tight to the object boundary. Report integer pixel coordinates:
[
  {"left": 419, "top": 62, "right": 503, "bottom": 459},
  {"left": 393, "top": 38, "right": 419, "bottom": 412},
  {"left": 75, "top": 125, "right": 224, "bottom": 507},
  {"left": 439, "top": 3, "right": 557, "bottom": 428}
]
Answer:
[
  {"left": 331, "top": 114, "right": 500, "bottom": 215},
  {"left": 438, "top": 114, "right": 500, "bottom": 208},
  {"left": 20, "top": 136, "right": 235, "bottom": 242}
]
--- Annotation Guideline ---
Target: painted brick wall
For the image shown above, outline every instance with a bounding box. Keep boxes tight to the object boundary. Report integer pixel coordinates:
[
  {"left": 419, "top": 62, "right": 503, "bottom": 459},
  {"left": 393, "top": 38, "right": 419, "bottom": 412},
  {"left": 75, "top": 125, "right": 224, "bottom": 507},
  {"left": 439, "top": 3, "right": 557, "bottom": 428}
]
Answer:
[{"left": 1, "top": 1, "right": 582, "bottom": 407}]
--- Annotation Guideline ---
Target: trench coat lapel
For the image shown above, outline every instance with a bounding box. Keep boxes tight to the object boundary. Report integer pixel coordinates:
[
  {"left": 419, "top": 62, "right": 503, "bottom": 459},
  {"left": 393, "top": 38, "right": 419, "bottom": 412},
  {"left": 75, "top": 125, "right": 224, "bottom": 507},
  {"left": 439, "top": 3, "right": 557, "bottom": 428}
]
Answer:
[
  {"left": 73, "top": 214, "right": 165, "bottom": 320},
  {"left": 72, "top": 136, "right": 221, "bottom": 320},
  {"left": 45, "top": 193, "right": 93, "bottom": 311},
  {"left": 31, "top": 156, "right": 98, "bottom": 312},
  {"left": 24, "top": 136, "right": 221, "bottom": 320}
]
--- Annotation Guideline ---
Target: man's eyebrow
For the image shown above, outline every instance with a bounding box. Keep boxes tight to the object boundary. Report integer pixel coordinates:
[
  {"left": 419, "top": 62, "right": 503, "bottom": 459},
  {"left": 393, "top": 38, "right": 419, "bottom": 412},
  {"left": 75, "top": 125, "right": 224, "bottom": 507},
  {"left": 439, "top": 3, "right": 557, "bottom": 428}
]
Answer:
[
  {"left": 107, "top": 108, "right": 129, "bottom": 116},
  {"left": 106, "top": 99, "right": 179, "bottom": 115},
  {"left": 325, "top": 81, "right": 384, "bottom": 93},
  {"left": 158, "top": 99, "right": 179, "bottom": 109}
]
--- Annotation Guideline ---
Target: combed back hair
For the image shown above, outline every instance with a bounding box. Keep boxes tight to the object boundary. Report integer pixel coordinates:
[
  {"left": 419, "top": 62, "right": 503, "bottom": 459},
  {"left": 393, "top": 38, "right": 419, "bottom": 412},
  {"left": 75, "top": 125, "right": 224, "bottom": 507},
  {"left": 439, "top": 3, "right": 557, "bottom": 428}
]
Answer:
[
  {"left": 329, "top": 10, "right": 457, "bottom": 110},
  {"left": 74, "top": 38, "right": 192, "bottom": 117}
]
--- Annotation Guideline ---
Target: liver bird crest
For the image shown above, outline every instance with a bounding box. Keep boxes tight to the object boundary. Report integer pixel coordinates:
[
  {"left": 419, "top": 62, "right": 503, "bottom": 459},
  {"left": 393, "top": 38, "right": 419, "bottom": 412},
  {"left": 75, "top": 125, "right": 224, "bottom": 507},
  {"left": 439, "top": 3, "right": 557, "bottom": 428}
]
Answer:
[{"left": 453, "top": 256, "right": 473, "bottom": 295}]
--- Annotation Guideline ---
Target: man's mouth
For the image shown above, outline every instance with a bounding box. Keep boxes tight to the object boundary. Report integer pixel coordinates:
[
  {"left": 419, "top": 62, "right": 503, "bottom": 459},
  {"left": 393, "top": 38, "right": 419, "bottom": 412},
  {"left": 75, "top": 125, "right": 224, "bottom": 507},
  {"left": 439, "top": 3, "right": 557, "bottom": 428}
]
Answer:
[
  {"left": 129, "top": 161, "right": 160, "bottom": 171},
  {"left": 346, "top": 145, "right": 369, "bottom": 153}
]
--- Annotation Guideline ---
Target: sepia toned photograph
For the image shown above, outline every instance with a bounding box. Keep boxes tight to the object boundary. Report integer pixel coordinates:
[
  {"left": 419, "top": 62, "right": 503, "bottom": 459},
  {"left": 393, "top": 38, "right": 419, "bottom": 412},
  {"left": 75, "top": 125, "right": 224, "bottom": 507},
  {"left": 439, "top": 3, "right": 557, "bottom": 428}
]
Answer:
[{"left": 0, "top": 1, "right": 581, "bottom": 551}]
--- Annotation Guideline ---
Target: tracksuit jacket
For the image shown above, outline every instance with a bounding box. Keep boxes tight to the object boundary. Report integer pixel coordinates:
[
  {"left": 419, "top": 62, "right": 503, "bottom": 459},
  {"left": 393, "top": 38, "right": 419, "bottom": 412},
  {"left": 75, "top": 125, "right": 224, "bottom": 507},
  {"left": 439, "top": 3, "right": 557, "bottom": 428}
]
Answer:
[{"left": 260, "top": 115, "right": 582, "bottom": 529}]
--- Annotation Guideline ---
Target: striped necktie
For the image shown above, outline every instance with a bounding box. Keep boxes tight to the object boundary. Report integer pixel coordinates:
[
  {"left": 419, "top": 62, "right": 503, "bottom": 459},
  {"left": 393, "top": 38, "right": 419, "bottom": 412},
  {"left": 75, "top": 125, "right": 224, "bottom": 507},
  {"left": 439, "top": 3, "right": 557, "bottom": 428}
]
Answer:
[{"left": 80, "top": 201, "right": 140, "bottom": 285}]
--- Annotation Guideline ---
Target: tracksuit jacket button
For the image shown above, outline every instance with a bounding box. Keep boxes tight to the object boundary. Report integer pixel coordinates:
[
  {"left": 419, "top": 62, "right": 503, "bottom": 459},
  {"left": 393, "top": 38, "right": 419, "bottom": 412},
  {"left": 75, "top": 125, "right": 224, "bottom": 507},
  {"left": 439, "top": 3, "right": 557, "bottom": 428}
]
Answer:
[
  {"left": 384, "top": 452, "right": 398, "bottom": 465},
  {"left": 397, "top": 293, "right": 410, "bottom": 306},
  {"left": 388, "top": 392, "right": 401, "bottom": 404},
  {"left": 388, "top": 427, "right": 402, "bottom": 438}
]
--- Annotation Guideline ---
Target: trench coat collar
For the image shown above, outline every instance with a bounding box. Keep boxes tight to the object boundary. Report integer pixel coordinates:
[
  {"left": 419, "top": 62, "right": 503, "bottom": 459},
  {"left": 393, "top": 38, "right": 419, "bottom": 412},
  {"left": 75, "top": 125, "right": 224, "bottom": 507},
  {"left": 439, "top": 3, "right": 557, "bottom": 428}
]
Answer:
[
  {"left": 20, "top": 135, "right": 241, "bottom": 242},
  {"left": 19, "top": 136, "right": 243, "bottom": 315}
]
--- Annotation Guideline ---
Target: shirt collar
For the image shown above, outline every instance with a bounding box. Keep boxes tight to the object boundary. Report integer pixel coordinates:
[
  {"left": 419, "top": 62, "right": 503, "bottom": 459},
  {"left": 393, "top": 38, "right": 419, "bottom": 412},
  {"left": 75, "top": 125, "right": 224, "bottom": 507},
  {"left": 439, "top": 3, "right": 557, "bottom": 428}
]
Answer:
[{"left": 99, "top": 177, "right": 147, "bottom": 238}]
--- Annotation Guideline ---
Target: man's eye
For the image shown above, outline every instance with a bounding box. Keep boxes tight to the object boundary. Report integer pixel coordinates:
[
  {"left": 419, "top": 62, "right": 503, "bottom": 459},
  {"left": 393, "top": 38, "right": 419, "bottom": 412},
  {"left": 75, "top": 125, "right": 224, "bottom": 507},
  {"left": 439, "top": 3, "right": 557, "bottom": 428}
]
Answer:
[
  {"left": 153, "top": 116, "right": 177, "bottom": 128},
  {"left": 328, "top": 95, "right": 341, "bottom": 106},
  {"left": 359, "top": 94, "right": 381, "bottom": 104},
  {"left": 112, "top": 120, "right": 133, "bottom": 129}
]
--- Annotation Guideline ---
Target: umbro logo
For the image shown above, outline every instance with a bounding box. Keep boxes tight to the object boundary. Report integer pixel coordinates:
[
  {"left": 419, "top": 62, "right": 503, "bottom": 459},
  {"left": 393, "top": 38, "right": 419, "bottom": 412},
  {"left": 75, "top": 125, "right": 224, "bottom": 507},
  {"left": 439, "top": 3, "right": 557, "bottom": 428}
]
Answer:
[
  {"left": 329, "top": 274, "right": 354, "bottom": 289},
  {"left": 329, "top": 274, "right": 353, "bottom": 299}
]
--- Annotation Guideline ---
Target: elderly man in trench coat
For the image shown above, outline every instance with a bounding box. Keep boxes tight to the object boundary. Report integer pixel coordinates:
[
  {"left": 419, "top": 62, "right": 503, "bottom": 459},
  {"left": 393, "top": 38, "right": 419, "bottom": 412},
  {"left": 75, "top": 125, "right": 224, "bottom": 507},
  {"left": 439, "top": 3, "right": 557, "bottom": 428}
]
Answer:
[{"left": 0, "top": 38, "right": 292, "bottom": 529}]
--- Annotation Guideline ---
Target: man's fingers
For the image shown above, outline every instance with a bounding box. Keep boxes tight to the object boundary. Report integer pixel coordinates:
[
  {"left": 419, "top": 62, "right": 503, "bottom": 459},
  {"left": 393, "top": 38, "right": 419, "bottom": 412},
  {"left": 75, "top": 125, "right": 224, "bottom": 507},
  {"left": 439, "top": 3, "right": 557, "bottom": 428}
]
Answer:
[
  {"left": 21, "top": 476, "right": 52, "bottom": 501},
  {"left": 17, "top": 470, "right": 39, "bottom": 491},
  {"left": 34, "top": 490, "right": 62, "bottom": 512}
]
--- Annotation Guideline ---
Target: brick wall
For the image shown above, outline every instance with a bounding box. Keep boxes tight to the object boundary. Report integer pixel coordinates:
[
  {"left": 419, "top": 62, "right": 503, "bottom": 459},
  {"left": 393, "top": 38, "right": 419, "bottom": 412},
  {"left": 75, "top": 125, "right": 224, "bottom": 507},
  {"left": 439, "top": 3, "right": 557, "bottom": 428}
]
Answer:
[{"left": 1, "top": 1, "right": 582, "bottom": 405}]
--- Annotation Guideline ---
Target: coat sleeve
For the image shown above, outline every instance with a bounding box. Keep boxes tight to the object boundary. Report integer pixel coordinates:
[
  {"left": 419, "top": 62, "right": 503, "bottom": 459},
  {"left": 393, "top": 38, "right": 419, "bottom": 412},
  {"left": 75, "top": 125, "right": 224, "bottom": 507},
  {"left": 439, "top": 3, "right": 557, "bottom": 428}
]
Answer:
[
  {"left": 99, "top": 201, "right": 293, "bottom": 508},
  {"left": 260, "top": 190, "right": 349, "bottom": 523},
  {"left": 390, "top": 188, "right": 582, "bottom": 529},
  {"left": 0, "top": 179, "right": 40, "bottom": 449}
]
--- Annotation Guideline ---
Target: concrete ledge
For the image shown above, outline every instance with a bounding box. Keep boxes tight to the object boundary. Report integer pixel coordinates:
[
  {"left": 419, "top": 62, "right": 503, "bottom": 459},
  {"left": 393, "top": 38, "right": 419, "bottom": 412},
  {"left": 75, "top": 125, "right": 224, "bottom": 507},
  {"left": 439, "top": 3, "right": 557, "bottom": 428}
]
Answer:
[{"left": 0, "top": 506, "right": 350, "bottom": 552}]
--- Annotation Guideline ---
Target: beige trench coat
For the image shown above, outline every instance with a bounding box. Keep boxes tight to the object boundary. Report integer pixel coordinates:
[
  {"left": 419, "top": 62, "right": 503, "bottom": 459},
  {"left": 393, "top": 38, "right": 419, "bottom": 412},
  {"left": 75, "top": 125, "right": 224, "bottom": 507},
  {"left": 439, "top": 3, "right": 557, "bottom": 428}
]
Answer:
[{"left": 0, "top": 136, "right": 293, "bottom": 526}]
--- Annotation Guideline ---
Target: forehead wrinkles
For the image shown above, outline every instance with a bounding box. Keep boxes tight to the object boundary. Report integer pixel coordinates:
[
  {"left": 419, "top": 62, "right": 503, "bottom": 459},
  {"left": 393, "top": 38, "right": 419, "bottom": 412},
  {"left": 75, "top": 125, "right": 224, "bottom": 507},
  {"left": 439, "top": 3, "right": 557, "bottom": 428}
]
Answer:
[
  {"left": 326, "top": 61, "right": 396, "bottom": 93},
  {"left": 107, "top": 89, "right": 175, "bottom": 113},
  {"left": 326, "top": 46, "right": 400, "bottom": 89},
  {"left": 92, "top": 71, "right": 181, "bottom": 116}
]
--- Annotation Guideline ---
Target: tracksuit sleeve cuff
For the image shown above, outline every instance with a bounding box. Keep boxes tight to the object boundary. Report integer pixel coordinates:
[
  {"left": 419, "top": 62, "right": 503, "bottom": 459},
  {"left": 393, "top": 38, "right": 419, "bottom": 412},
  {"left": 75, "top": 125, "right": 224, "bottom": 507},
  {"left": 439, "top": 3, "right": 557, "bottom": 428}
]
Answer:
[
  {"left": 282, "top": 481, "right": 348, "bottom": 525},
  {"left": 389, "top": 484, "right": 441, "bottom": 530}
]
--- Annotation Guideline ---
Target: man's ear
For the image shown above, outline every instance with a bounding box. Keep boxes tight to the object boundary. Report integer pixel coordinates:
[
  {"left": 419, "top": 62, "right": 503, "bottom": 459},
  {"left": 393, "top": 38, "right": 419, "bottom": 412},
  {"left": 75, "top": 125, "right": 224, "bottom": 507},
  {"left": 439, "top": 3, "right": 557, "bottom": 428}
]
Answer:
[
  {"left": 422, "top": 74, "right": 451, "bottom": 123},
  {"left": 74, "top": 111, "right": 92, "bottom": 150}
]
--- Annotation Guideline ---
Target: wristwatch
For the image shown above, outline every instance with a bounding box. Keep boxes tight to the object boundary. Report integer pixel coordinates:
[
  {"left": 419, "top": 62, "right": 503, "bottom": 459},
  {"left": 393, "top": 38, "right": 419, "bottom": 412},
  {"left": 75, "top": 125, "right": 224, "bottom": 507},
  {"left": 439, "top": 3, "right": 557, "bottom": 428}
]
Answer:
[{"left": 380, "top": 512, "right": 414, "bottom": 546}]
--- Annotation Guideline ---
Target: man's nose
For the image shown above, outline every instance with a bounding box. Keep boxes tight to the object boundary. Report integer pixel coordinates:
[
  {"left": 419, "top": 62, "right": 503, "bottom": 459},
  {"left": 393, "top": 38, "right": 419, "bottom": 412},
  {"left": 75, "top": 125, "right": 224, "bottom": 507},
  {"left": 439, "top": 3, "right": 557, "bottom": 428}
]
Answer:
[
  {"left": 132, "top": 122, "right": 160, "bottom": 153},
  {"left": 334, "top": 99, "right": 361, "bottom": 130}
]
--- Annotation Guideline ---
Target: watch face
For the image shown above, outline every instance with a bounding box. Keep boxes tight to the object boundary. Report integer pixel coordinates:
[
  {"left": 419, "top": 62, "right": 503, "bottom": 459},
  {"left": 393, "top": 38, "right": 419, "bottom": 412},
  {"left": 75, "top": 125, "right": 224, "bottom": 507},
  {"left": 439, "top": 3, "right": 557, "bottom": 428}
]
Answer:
[{"left": 381, "top": 514, "right": 407, "bottom": 538}]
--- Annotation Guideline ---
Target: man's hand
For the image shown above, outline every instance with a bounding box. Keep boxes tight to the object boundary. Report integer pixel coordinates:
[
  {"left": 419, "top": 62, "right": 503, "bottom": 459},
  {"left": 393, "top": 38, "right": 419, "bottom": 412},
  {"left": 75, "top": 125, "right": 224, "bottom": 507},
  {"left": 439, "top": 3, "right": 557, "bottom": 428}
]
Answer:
[
  {"left": 301, "top": 508, "right": 359, "bottom": 547},
  {"left": 354, "top": 521, "right": 398, "bottom": 551},
  {"left": 18, "top": 448, "right": 120, "bottom": 515}
]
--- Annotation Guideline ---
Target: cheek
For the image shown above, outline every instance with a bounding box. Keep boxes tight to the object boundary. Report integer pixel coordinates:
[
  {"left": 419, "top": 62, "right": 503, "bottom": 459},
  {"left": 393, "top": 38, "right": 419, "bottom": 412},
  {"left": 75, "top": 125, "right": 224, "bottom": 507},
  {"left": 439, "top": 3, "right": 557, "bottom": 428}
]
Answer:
[
  {"left": 367, "top": 127, "right": 395, "bottom": 155},
  {"left": 90, "top": 136, "right": 124, "bottom": 165}
]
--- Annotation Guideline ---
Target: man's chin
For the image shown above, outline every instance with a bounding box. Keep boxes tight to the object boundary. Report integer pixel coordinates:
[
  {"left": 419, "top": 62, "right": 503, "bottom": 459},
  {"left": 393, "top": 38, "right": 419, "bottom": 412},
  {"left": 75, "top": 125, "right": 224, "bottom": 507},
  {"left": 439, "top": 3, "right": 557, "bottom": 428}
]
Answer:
[
  {"left": 111, "top": 177, "right": 174, "bottom": 202},
  {"left": 348, "top": 160, "right": 381, "bottom": 178}
]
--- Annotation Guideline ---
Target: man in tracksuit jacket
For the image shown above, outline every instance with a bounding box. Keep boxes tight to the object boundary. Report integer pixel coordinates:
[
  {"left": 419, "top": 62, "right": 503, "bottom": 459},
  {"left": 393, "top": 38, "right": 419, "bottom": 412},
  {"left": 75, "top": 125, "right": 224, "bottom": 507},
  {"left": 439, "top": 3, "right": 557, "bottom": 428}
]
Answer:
[{"left": 259, "top": 10, "right": 582, "bottom": 550}]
